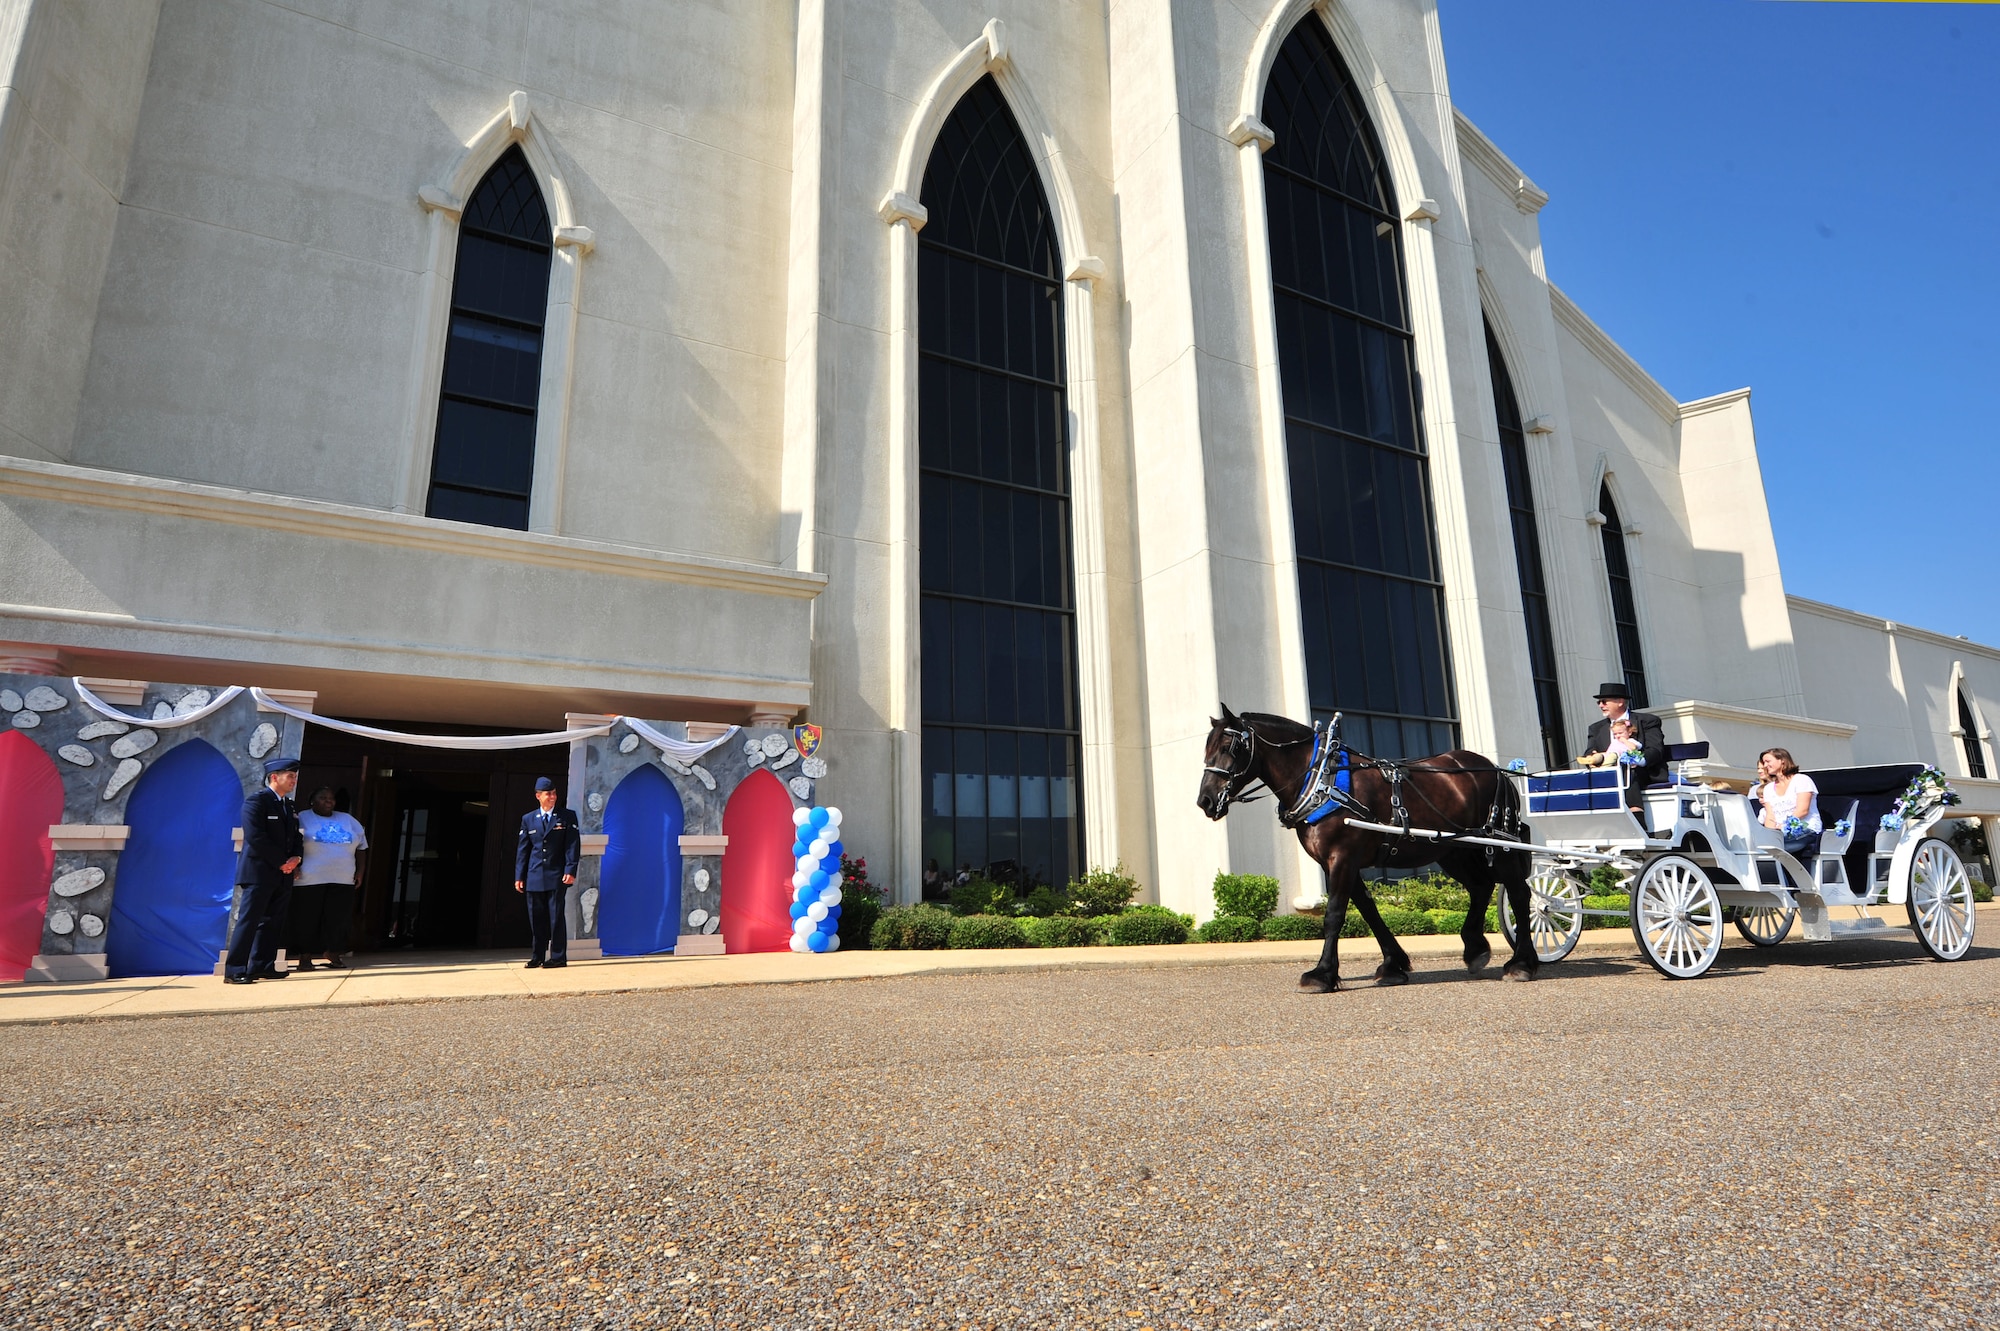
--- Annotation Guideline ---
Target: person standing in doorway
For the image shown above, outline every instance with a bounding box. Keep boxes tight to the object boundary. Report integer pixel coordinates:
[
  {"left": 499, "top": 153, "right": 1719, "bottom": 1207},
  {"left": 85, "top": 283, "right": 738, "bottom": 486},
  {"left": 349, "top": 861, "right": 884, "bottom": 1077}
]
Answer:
[
  {"left": 224, "top": 756, "right": 305, "bottom": 984},
  {"left": 290, "top": 786, "right": 369, "bottom": 971},
  {"left": 514, "top": 776, "right": 580, "bottom": 969}
]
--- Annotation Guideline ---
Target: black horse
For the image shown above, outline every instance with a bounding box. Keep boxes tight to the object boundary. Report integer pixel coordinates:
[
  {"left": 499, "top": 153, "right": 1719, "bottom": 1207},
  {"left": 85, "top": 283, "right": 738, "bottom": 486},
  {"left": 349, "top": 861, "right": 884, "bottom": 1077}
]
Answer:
[{"left": 1197, "top": 706, "right": 1540, "bottom": 990}]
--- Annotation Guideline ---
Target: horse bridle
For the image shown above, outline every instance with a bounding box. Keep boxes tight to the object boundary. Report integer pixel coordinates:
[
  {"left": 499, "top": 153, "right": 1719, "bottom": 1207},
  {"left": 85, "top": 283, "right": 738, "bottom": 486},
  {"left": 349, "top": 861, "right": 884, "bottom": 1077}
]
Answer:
[{"left": 1203, "top": 723, "right": 1266, "bottom": 812}]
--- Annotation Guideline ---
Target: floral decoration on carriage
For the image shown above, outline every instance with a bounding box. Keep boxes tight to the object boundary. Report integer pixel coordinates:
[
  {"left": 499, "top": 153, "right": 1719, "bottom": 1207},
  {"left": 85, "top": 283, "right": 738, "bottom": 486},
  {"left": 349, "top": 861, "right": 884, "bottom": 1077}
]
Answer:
[{"left": 1877, "top": 765, "right": 1961, "bottom": 832}]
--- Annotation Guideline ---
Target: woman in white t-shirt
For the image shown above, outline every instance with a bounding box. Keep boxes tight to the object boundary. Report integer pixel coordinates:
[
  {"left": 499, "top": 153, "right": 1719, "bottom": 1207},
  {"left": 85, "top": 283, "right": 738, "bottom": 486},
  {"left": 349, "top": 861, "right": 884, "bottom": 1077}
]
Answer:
[
  {"left": 289, "top": 787, "right": 369, "bottom": 970},
  {"left": 1752, "top": 747, "right": 1820, "bottom": 857}
]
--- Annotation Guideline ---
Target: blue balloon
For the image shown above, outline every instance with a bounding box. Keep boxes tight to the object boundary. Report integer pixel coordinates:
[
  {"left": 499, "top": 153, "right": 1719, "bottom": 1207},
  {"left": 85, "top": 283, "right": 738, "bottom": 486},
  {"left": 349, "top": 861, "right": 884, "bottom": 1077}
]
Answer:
[
  {"left": 791, "top": 840, "right": 808, "bottom": 858},
  {"left": 824, "top": 840, "right": 843, "bottom": 862},
  {"left": 789, "top": 901, "right": 808, "bottom": 920},
  {"left": 807, "top": 869, "right": 828, "bottom": 890},
  {"left": 807, "top": 931, "right": 830, "bottom": 953},
  {"left": 795, "top": 884, "right": 815, "bottom": 902},
  {"left": 809, "top": 807, "right": 830, "bottom": 829}
]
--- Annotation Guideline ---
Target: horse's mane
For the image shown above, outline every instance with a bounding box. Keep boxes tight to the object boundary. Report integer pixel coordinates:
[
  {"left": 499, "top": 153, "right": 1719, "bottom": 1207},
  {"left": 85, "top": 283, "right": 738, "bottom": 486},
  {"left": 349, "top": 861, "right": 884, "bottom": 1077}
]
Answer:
[{"left": 1238, "top": 711, "right": 1314, "bottom": 742}]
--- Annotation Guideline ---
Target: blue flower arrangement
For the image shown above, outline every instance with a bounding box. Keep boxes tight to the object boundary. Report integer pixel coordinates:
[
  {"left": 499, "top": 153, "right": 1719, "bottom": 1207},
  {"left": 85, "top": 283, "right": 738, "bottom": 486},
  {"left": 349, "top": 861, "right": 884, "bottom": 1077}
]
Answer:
[
  {"left": 1885, "top": 765, "right": 1961, "bottom": 833},
  {"left": 1831, "top": 818, "right": 1852, "bottom": 840},
  {"left": 1879, "top": 811, "right": 1904, "bottom": 832},
  {"left": 1782, "top": 815, "right": 1813, "bottom": 840},
  {"left": 1617, "top": 749, "right": 1645, "bottom": 767}
]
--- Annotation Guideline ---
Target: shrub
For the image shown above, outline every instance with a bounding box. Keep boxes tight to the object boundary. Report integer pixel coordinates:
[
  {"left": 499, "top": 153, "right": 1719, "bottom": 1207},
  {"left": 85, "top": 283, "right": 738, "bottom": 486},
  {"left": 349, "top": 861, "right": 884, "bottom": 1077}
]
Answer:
[
  {"left": 947, "top": 914, "right": 1030, "bottom": 949},
  {"left": 1376, "top": 906, "right": 1436, "bottom": 935},
  {"left": 835, "top": 897, "right": 881, "bottom": 950},
  {"left": 1105, "top": 905, "right": 1189, "bottom": 946},
  {"left": 1426, "top": 908, "right": 1468, "bottom": 935},
  {"left": 947, "top": 876, "right": 1013, "bottom": 917},
  {"left": 1261, "top": 913, "right": 1326, "bottom": 942},
  {"left": 1023, "top": 915, "right": 1102, "bottom": 948},
  {"left": 1582, "top": 893, "right": 1629, "bottom": 925},
  {"left": 1196, "top": 914, "right": 1261, "bottom": 943},
  {"left": 1374, "top": 872, "right": 1470, "bottom": 914},
  {"left": 1211, "top": 873, "right": 1280, "bottom": 922},
  {"left": 870, "top": 904, "right": 953, "bottom": 950},
  {"left": 1588, "top": 863, "right": 1630, "bottom": 895},
  {"left": 1064, "top": 864, "right": 1141, "bottom": 917},
  {"left": 1975, "top": 880, "right": 1995, "bottom": 905},
  {"left": 1016, "top": 883, "right": 1073, "bottom": 918},
  {"left": 1341, "top": 910, "right": 1370, "bottom": 938}
]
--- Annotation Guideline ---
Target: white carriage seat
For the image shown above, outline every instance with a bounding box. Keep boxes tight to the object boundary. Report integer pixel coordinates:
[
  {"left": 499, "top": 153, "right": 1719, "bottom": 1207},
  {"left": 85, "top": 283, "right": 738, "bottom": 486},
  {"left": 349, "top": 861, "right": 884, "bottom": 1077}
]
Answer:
[
  {"left": 1814, "top": 799, "right": 1860, "bottom": 894},
  {"left": 1709, "top": 792, "right": 1758, "bottom": 854}
]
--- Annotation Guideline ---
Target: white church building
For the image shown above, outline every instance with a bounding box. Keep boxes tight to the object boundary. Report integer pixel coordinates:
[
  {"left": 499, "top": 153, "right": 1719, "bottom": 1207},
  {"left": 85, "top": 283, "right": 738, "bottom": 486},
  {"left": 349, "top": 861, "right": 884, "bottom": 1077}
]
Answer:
[{"left": 1, "top": 0, "right": 1993, "bottom": 932}]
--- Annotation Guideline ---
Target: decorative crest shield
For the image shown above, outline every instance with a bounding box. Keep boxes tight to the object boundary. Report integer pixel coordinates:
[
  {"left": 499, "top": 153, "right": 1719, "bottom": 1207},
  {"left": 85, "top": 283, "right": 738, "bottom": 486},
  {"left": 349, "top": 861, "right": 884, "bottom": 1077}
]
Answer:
[{"left": 793, "top": 724, "right": 822, "bottom": 758}]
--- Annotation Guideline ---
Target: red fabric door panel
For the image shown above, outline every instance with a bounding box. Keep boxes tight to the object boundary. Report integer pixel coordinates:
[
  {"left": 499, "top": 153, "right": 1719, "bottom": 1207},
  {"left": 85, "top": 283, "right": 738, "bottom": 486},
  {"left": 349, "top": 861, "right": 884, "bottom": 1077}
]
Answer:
[
  {"left": 719, "top": 769, "right": 795, "bottom": 954},
  {"left": 0, "top": 732, "right": 64, "bottom": 982}
]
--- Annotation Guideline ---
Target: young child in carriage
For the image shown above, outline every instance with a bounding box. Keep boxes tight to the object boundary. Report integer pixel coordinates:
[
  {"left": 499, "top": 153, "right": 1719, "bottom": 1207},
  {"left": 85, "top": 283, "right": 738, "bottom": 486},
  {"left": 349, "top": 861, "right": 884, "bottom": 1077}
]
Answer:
[{"left": 1575, "top": 715, "right": 1640, "bottom": 768}]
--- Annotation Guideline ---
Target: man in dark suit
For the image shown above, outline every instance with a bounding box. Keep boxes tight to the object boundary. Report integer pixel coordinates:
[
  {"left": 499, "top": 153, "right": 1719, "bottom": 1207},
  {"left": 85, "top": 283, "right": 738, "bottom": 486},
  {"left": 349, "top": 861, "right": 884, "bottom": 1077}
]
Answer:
[
  {"left": 1583, "top": 682, "right": 1668, "bottom": 806},
  {"left": 224, "top": 756, "right": 305, "bottom": 984},
  {"left": 515, "top": 776, "right": 580, "bottom": 969}
]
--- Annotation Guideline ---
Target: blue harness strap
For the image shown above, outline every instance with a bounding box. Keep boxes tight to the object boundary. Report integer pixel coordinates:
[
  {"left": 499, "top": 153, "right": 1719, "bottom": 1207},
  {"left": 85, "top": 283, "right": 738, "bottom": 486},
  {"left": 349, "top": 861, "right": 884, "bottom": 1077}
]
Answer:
[{"left": 1302, "top": 746, "right": 1354, "bottom": 825}]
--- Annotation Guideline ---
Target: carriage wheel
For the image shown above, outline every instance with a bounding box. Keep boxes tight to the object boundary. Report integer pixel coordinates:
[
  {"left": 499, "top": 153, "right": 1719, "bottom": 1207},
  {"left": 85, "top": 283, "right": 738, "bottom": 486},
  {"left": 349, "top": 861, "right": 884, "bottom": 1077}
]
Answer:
[
  {"left": 1907, "top": 838, "right": 1976, "bottom": 962},
  {"left": 1732, "top": 901, "right": 1795, "bottom": 947},
  {"left": 1498, "top": 868, "right": 1585, "bottom": 964},
  {"left": 1630, "top": 854, "right": 1723, "bottom": 979}
]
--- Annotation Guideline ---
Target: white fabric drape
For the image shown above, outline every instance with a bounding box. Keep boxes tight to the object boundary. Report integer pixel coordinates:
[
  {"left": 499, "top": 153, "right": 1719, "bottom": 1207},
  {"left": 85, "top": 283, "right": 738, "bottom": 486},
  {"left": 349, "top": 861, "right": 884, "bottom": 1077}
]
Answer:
[
  {"left": 75, "top": 677, "right": 744, "bottom": 762},
  {"left": 72, "top": 679, "right": 247, "bottom": 728}
]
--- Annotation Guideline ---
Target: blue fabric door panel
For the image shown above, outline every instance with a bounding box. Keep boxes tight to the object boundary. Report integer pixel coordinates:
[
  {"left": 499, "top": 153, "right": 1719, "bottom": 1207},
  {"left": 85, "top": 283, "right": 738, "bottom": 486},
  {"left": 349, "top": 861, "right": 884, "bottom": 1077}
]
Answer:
[
  {"left": 599, "top": 765, "right": 684, "bottom": 956},
  {"left": 108, "top": 739, "right": 243, "bottom": 977}
]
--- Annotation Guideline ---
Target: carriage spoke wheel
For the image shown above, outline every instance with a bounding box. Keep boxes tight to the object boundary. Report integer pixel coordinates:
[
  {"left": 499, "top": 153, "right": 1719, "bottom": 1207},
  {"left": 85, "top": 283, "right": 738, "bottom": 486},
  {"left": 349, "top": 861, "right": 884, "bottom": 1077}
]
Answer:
[
  {"left": 1631, "top": 854, "right": 1723, "bottom": 979},
  {"left": 1733, "top": 901, "right": 1795, "bottom": 947},
  {"left": 1908, "top": 838, "right": 1975, "bottom": 962},
  {"left": 1499, "top": 868, "right": 1585, "bottom": 964}
]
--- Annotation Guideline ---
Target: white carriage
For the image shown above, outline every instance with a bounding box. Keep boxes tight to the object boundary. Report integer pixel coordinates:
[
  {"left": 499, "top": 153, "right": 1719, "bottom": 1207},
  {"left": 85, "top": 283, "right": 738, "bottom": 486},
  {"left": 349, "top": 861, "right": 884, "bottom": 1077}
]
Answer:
[{"left": 1503, "top": 749, "right": 1978, "bottom": 979}]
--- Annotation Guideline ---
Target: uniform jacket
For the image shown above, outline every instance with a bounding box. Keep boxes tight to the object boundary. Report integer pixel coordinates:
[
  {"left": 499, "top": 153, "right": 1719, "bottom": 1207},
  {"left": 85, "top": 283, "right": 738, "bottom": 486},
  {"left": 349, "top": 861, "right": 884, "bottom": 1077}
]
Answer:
[
  {"left": 1586, "top": 710, "right": 1668, "bottom": 790},
  {"left": 515, "top": 805, "right": 582, "bottom": 891},
  {"left": 236, "top": 786, "right": 304, "bottom": 887}
]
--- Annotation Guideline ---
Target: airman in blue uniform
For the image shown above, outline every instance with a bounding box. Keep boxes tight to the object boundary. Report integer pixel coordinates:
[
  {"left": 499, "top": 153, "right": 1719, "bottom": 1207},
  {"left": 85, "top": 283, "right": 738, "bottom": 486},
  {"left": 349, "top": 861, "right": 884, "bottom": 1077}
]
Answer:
[{"left": 515, "top": 776, "right": 580, "bottom": 968}]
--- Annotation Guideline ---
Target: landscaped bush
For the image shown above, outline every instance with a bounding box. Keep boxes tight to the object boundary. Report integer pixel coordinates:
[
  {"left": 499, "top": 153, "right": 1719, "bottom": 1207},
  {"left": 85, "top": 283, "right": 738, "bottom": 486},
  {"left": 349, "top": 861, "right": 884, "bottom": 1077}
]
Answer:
[
  {"left": 1376, "top": 905, "right": 1437, "bottom": 935},
  {"left": 1426, "top": 908, "right": 1468, "bottom": 934},
  {"left": 1023, "top": 915, "right": 1102, "bottom": 948},
  {"left": 1588, "top": 863, "right": 1630, "bottom": 895},
  {"left": 1016, "top": 883, "right": 1072, "bottom": 917},
  {"left": 1104, "top": 904, "right": 1189, "bottom": 946},
  {"left": 1261, "top": 913, "right": 1326, "bottom": 941},
  {"left": 947, "top": 876, "right": 1013, "bottom": 917},
  {"left": 1975, "top": 881, "right": 1995, "bottom": 905},
  {"left": 1341, "top": 910, "right": 1369, "bottom": 938},
  {"left": 1373, "top": 872, "right": 1470, "bottom": 914},
  {"left": 1195, "top": 914, "right": 1261, "bottom": 943},
  {"left": 1064, "top": 864, "right": 1141, "bottom": 917},
  {"left": 869, "top": 904, "right": 953, "bottom": 950},
  {"left": 947, "top": 914, "right": 1030, "bottom": 949},
  {"left": 1211, "top": 872, "right": 1280, "bottom": 922},
  {"left": 1582, "top": 893, "right": 1629, "bottom": 926},
  {"left": 834, "top": 854, "right": 883, "bottom": 949}
]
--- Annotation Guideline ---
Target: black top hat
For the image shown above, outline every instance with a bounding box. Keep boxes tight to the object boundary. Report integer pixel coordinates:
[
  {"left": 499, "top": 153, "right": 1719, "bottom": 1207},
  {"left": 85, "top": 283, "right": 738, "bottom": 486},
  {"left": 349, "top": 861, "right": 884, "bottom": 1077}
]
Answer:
[
  {"left": 263, "top": 756, "right": 301, "bottom": 775},
  {"left": 1592, "top": 682, "right": 1632, "bottom": 701},
  {"left": 534, "top": 776, "right": 557, "bottom": 792}
]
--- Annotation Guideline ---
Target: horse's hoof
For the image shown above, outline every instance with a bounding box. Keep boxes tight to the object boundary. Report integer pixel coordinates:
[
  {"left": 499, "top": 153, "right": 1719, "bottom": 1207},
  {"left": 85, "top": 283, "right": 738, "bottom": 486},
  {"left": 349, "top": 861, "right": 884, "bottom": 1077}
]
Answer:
[
  {"left": 1374, "top": 967, "right": 1410, "bottom": 987},
  {"left": 1501, "top": 964, "right": 1537, "bottom": 983},
  {"left": 1299, "top": 972, "right": 1339, "bottom": 994},
  {"left": 1464, "top": 947, "right": 1492, "bottom": 973}
]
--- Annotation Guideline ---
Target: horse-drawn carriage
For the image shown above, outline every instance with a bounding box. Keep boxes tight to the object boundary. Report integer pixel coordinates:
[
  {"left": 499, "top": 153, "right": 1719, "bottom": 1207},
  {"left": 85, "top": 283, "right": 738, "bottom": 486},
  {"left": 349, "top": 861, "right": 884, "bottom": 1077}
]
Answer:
[{"left": 1504, "top": 753, "right": 1978, "bottom": 978}]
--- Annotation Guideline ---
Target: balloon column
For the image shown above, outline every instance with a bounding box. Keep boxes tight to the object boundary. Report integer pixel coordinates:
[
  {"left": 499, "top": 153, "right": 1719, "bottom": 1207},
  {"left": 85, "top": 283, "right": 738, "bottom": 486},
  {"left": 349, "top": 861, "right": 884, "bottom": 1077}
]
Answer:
[{"left": 788, "top": 805, "right": 844, "bottom": 953}]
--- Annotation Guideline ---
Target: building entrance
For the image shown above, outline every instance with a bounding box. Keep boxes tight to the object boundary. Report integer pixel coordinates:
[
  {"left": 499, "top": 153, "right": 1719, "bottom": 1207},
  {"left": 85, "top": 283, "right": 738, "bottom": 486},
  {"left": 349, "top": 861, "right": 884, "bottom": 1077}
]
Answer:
[{"left": 298, "top": 722, "right": 565, "bottom": 952}]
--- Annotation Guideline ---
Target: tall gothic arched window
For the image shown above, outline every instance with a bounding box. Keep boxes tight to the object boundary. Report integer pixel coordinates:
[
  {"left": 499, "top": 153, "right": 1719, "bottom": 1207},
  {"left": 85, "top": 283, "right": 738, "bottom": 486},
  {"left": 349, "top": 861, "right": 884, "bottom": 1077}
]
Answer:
[
  {"left": 427, "top": 147, "right": 553, "bottom": 530},
  {"left": 1958, "top": 686, "right": 1989, "bottom": 780},
  {"left": 1263, "top": 18, "right": 1456, "bottom": 759},
  {"left": 916, "top": 76, "right": 1081, "bottom": 890},
  {"left": 1597, "top": 481, "right": 1648, "bottom": 708},
  {"left": 1484, "top": 321, "right": 1566, "bottom": 768}
]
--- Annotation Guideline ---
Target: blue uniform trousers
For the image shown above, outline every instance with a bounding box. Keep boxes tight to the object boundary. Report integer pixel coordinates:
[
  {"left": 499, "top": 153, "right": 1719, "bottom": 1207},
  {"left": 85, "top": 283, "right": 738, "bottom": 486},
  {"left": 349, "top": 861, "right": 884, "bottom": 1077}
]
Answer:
[
  {"left": 526, "top": 886, "right": 568, "bottom": 963},
  {"left": 225, "top": 879, "right": 292, "bottom": 979}
]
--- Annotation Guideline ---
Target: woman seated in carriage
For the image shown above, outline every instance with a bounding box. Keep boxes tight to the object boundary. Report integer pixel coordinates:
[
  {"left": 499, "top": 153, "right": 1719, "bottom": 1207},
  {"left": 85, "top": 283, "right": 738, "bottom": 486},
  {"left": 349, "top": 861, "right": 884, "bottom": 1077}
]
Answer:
[{"left": 1752, "top": 746, "right": 1821, "bottom": 857}]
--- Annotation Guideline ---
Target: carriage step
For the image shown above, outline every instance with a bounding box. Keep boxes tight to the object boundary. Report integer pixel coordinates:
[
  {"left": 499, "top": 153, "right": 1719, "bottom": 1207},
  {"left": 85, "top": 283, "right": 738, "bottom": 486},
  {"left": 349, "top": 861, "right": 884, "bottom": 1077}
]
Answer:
[
  {"left": 1827, "top": 916, "right": 1892, "bottom": 939},
  {"left": 1799, "top": 904, "right": 1831, "bottom": 942}
]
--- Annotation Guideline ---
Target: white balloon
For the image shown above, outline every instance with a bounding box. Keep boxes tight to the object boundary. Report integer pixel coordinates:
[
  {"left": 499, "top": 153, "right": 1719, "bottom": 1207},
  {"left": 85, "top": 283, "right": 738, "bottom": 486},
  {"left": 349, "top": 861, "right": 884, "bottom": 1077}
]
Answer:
[
  {"left": 806, "top": 901, "right": 828, "bottom": 922},
  {"left": 826, "top": 874, "right": 843, "bottom": 890},
  {"left": 789, "top": 935, "right": 807, "bottom": 952},
  {"left": 819, "top": 886, "right": 843, "bottom": 908},
  {"left": 792, "top": 807, "right": 811, "bottom": 827},
  {"left": 793, "top": 915, "right": 815, "bottom": 935},
  {"left": 824, "top": 807, "right": 842, "bottom": 827},
  {"left": 795, "top": 856, "right": 816, "bottom": 873},
  {"left": 826, "top": 933, "right": 842, "bottom": 951},
  {"left": 791, "top": 871, "right": 810, "bottom": 889},
  {"left": 809, "top": 839, "right": 829, "bottom": 859}
]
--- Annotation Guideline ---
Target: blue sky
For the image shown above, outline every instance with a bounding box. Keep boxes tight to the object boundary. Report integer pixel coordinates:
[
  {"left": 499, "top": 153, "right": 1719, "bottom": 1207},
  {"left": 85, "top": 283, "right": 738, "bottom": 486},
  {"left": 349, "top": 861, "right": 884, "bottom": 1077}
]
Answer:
[{"left": 1435, "top": 0, "right": 1999, "bottom": 647}]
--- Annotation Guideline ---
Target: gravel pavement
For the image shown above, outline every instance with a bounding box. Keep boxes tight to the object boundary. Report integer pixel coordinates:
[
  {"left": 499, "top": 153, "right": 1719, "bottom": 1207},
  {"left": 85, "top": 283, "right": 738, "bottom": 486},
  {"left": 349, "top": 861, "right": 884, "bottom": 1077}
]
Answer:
[{"left": 4, "top": 934, "right": 1997, "bottom": 1329}]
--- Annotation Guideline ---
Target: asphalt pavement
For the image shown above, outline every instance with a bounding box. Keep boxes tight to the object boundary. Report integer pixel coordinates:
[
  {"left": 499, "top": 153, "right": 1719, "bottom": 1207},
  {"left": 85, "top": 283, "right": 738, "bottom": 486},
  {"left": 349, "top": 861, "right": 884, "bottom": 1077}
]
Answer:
[{"left": 3, "top": 929, "right": 1996, "bottom": 1328}]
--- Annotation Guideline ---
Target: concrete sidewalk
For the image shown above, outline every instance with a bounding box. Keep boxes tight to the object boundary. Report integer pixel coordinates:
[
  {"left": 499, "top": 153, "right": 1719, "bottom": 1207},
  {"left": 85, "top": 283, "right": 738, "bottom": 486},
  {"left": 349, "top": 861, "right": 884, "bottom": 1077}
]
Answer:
[{"left": 2, "top": 901, "right": 1986, "bottom": 1025}]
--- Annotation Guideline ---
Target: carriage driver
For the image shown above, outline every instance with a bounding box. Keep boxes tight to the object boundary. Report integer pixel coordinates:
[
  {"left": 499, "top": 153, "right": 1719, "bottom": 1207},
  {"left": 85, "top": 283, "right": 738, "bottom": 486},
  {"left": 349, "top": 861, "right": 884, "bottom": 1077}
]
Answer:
[{"left": 1581, "top": 682, "right": 1667, "bottom": 807}]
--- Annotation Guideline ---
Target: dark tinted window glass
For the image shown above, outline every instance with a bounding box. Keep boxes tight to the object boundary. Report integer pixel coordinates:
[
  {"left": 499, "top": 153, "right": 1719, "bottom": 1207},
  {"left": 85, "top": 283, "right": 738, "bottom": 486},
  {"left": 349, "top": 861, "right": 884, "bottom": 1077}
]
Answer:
[
  {"left": 1485, "top": 321, "right": 1567, "bottom": 768},
  {"left": 1598, "top": 483, "right": 1649, "bottom": 709},
  {"left": 917, "top": 76, "right": 1082, "bottom": 891},
  {"left": 1959, "top": 689, "right": 1988, "bottom": 780},
  {"left": 1264, "top": 19, "right": 1456, "bottom": 759},
  {"left": 426, "top": 146, "right": 552, "bottom": 531}
]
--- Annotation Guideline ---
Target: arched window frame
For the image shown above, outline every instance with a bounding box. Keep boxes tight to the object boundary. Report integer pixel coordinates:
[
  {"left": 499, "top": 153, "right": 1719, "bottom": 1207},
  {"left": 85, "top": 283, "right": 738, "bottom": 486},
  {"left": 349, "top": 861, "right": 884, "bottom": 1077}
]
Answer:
[
  {"left": 880, "top": 22, "right": 1116, "bottom": 893},
  {"left": 1230, "top": 0, "right": 1491, "bottom": 757},
  {"left": 1949, "top": 662, "right": 1991, "bottom": 780},
  {"left": 400, "top": 93, "right": 596, "bottom": 534},
  {"left": 1588, "top": 465, "right": 1651, "bottom": 709}
]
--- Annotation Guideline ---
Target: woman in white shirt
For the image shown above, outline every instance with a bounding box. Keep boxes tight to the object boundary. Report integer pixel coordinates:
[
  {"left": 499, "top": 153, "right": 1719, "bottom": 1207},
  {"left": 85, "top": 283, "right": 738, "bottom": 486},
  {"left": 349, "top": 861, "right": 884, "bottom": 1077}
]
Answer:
[
  {"left": 290, "top": 786, "right": 369, "bottom": 970},
  {"left": 1752, "top": 747, "right": 1820, "bottom": 857}
]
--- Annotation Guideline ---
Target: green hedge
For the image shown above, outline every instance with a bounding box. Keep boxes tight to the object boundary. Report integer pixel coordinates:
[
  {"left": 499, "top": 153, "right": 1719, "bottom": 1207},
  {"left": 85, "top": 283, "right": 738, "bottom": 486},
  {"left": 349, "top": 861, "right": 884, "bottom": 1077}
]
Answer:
[
  {"left": 1261, "top": 913, "right": 1325, "bottom": 941},
  {"left": 1105, "top": 905, "right": 1190, "bottom": 946},
  {"left": 1195, "top": 914, "right": 1261, "bottom": 943},
  {"left": 835, "top": 898, "right": 881, "bottom": 950},
  {"left": 870, "top": 904, "right": 954, "bottom": 951},
  {"left": 1023, "top": 915, "right": 1103, "bottom": 948},
  {"left": 1211, "top": 873, "right": 1280, "bottom": 922},
  {"left": 947, "top": 914, "right": 1030, "bottom": 949}
]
